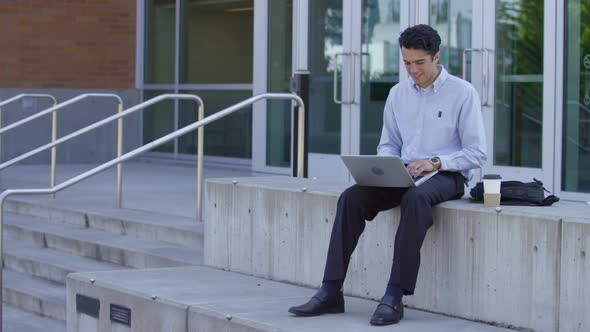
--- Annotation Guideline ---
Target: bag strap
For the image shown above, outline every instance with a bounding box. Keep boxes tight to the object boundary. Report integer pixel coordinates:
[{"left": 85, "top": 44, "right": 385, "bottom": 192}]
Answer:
[
  {"left": 533, "top": 178, "right": 551, "bottom": 193},
  {"left": 538, "top": 195, "right": 560, "bottom": 206}
]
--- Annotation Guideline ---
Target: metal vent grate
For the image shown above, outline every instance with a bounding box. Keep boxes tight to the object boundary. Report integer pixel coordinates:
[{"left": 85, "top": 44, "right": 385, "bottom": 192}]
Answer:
[{"left": 110, "top": 304, "right": 131, "bottom": 326}]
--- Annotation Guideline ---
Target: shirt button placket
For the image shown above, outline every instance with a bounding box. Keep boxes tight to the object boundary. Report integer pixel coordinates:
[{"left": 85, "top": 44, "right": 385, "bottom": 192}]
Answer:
[{"left": 414, "top": 95, "right": 425, "bottom": 158}]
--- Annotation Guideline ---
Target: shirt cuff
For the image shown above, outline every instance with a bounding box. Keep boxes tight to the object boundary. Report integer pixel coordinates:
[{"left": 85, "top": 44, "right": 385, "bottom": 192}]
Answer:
[{"left": 438, "top": 155, "right": 453, "bottom": 171}]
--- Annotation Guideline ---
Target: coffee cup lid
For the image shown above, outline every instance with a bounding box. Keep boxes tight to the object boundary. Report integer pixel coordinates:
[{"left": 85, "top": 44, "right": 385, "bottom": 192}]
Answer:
[{"left": 483, "top": 174, "right": 502, "bottom": 180}]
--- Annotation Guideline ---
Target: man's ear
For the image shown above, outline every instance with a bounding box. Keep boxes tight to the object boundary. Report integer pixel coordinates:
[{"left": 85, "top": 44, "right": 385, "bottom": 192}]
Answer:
[{"left": 433, "top": 51, "right": 440, "bottom": 63}]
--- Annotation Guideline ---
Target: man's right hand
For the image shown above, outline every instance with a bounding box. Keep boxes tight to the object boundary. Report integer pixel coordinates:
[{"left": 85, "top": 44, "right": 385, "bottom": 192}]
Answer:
[{"left": 406, "top": 159, "right": 435, "bottom": 177}]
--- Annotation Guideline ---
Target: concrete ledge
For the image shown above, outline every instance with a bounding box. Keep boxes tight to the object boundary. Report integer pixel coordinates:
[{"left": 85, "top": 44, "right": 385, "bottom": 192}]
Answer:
[
  {"left": 66, "top": 266, "right": 515, "bottom": 332},
  {"left": 204, "top": 176, "right": 590, "bottom": 332},
  {"left": 559, "top": 218, "right": 590, "bottom": 332}
]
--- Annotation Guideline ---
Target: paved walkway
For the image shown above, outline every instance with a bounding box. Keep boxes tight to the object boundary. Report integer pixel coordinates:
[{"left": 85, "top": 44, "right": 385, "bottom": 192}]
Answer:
[{"left": 0, "top": 160, "right": 276, "bottom": 219}]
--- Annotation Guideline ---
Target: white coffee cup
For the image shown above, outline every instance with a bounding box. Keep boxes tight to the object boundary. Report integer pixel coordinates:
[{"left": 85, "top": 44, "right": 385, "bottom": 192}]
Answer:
[
  {"left": 482, "top": 174, "right": 502, "bottom": 207},
  {"left": 483, "top": 174, "right": 502, "bottom": 193}
]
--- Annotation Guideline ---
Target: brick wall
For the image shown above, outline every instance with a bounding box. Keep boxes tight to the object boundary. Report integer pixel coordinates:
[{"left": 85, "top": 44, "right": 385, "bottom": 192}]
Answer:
[{"left": 0, "top": 0, "right": 136, "bottom": 89}]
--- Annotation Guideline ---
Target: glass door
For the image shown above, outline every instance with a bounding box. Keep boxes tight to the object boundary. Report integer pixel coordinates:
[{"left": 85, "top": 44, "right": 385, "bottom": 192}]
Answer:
[
  {"left": 307, "top": 0, "right": 350, "bottom": 180},
  {"left": 357, "top": 0, "right": 402, "bottom": 155},
  {"left": 560, "top": 0, "right": 590, "bottom": 200},
  {"left": 480, "top": 0, "right": 554, "bottom": 186},
  {"left": 427, "top": 0, "right": 555, "bottom": 187},
  {"left": 307, "top": 0, "right": 401, "bottom": 181},
  {"left": 427, "top": 0, "right": 481, "bottom": 185}
]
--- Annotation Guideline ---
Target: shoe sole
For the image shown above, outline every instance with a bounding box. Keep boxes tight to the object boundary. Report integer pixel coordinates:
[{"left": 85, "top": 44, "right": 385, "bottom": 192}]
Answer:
[
  {"left": 369, "top": 308, "right": 403, "bottom": 325},
  {"left": 370, "top": 318, "right": 401, "bottom": 326},
  {"left": 288, "top": 307, "right": 345, "bottom": 317}
]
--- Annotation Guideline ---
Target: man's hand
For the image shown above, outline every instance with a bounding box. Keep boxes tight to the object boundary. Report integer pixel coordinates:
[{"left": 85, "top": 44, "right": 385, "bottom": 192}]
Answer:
[{"left": 406, "top": 159, "right": 435, "bottom": 177}]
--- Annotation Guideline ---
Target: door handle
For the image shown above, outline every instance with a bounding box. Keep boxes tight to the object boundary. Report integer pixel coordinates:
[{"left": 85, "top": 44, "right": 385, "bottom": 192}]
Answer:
[
  {"left": 462, "top": 48, "right": 493, "bottom": 107},
  {"left": 350, "top": 52, "right": 370, "bottom": 105},
  {"left": 481, "top": 48, "right": 492, "bottom": 107},
  {"left": 333, "top": 52, "right": 352, "bottom": 104}
]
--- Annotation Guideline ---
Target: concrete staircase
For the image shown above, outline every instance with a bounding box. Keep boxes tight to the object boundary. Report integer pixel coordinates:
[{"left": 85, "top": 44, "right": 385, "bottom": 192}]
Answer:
[
  {"left": 3, "top": 304, "right": 66, "bottom": 332},
  {"left": 1, "top": 197, "right": 204, "bottom": 330}
]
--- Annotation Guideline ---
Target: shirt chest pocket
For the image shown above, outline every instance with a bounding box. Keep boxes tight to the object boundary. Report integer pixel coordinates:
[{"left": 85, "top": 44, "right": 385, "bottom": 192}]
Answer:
[
  {"left": 419, "top": 108, "right": 458, "bottom": 152},
  {"left": 426, "top": 109, "right": 457, "bottom": 132}
]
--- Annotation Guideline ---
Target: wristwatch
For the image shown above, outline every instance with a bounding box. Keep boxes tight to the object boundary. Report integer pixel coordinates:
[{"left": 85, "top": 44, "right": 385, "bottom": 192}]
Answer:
[{"left": 430, "top": 157, "right": 441, "bottom": 170}]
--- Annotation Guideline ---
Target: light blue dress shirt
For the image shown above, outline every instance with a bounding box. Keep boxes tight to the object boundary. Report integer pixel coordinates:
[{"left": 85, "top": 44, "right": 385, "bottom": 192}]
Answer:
[{"left": 377, "top": 65, "right": 487, "bottom": 181}]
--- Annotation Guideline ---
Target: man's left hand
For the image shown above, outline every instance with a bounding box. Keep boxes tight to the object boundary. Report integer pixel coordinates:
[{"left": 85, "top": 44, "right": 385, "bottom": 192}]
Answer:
[{"left": 406, "top": 159, "right": 435, "bottom": 177}]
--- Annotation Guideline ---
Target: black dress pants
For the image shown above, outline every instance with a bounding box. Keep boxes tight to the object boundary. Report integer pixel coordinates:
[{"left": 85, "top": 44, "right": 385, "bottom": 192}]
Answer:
[{"left": 322, "top": 171, "right": 465, "bottom": 295}]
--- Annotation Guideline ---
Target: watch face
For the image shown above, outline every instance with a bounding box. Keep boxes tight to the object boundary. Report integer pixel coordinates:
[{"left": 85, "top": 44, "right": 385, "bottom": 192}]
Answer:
[{"left": 430, "top": 157, "right": 440, "bottom": 169}]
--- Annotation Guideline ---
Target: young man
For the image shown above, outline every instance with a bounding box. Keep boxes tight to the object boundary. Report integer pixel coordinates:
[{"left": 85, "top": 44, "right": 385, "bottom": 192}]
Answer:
[{"left": 288, "top": 24, "right": 487, "bottom": 326}]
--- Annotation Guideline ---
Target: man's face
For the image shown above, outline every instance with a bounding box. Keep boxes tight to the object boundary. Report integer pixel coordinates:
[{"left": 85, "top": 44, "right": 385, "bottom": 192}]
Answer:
[{"left": 401, "top": 47, "right": 440, "bottom": 88}]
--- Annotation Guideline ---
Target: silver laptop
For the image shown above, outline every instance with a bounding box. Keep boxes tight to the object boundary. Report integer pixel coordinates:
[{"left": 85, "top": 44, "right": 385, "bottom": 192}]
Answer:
[{"left": 340, "top": 155, "right": 438, "bottom": 187}]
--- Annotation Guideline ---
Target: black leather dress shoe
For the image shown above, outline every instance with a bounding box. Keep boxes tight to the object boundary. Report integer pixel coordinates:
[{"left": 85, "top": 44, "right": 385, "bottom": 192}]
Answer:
[
  {"left": 369, "top": 295, "right": 404, "bottom": 326},
  {"left": 288, "top": 288, "right": 345, "bottom": 316}
]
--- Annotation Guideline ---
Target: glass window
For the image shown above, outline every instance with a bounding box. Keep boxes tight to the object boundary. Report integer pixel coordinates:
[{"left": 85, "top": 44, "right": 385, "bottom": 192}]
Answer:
[
  {"left": 142, "top": 90, "right": 175, "bottom": 153},
  {"left": 266, "top": 0, "right": 293, "bottom": 167},
  {"left": 360, "top": 0, "right": 401, "bottom": 154},
  {"left": 563, "top": 0, "right": 590, "bottom": 192},
  {"left": 180, "top": 0, "right": 253, "bottom": 84},
  {"left": 142, "top": 1, "right": 255, "bottom": 161},
  {"left": 429, "top": 0, "right": 472, "bottom": 77},
  {"left": 144, "top": 0, "right": 176, "bottom": 84},
  {"left": 308, "top": 0, "right": 343, "bottom": 154},
  {"left": 494, "top": 0, "right": 544, "bottom": 168},
  {"left": 178, "top": 90, "right": 252, "bottom": 158}
]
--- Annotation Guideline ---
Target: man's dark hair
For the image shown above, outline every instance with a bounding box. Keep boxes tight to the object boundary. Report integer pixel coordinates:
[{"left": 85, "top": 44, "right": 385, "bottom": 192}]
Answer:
[{"left": 398, "top": 24, "right": 441, "bottom": 57}]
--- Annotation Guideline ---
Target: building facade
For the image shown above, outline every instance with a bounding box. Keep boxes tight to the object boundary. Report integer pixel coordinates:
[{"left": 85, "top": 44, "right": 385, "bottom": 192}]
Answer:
[{"left": 0, "top": 0, "right": 589, "bottom": 202}]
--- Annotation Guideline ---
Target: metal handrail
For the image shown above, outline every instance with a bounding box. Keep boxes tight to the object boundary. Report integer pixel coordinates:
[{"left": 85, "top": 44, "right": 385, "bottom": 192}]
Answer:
[
  {"left": 0, "top": 93, "right": 304, "bottom": 329},
  {"left": 0, "top": 93, "right": 57, "bottom": 108},
  {"left": 0, "top": 92, "right": 303, "bottom": 218},
  {"left": 0, "top": 94, "right": 202, "bottom": 209},
  {"left": 0, "top": 94, "right": 57, "bottom": 183},
  {"left": 0, "top": 93, "right": 123, "bottom": 191}
]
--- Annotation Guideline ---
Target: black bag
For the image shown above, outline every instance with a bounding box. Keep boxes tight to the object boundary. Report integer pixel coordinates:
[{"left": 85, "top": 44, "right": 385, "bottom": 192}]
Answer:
[{"left": 470, "top": 178, "right": 560, "bottom": 206}]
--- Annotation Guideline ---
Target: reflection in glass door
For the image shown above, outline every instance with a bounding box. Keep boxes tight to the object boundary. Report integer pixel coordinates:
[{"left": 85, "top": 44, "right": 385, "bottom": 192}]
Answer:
[
  {"left": 428, "top": 0, "right": 472, "bottom": 77},
  {"left": 563, "top": 0, "right": 590, "bottom": 194},
  {"left": 493, "top": 0, "right": 544, "bottom": 169},
  {"left": 359, "top": 0, "right": 401, "bottom": 154},
  {"left": 479, "top": 0, "right": 550, "bottom": 184},
  {"left": 307, "top": 0, "right": 401, "bottom": 180},
  {"left": 308, "top": 0, "right": 344, "bottom": 156},
  {"left": 428, "top": 0, "right": 548, "bottom": 183}
]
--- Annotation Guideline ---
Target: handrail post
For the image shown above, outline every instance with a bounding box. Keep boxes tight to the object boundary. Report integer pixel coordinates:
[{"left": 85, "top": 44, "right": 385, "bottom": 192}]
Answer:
[
  {"left": 0, "top": 191, "right": 7, "bottom": 332},
  {"left": 0, "top": 104, "right": 3, "bottom": 181},
  {"left": 50, "top": 100, "right": 58, "bottom": 197},
  {"left": 196, "top": 103, "right": 204, "bottom": 221},
  {"left": 296, "top": 102, "right": 305, "bottom": 178},
  {"left": 116, "top": 103, "right": 123, "bottom": 208}
]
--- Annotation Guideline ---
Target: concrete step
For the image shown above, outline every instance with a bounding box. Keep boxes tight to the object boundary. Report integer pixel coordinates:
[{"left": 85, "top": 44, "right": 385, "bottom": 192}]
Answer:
[
  {"left": 5, "top": 197, "right": 203, "bottom": 250},
  {"left": 3, "top": 304, "right": 65, "bottom": 332},
  {"left": 3, "top": 240, "right": 127, "bottom": 284},
  {"left": 3, "top": 269, "right": 66, "bottom": 321},
  {"left": 68, "top": 266, "right": 517, "bottom": 332},
  {"left": 4, "top": 212, "right": 203, "bottom": 268}
]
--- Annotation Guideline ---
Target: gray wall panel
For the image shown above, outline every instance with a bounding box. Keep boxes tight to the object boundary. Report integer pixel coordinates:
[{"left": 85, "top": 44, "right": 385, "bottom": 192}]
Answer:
[{"left": 0, "top": 88, "right": 141, "bottom": 165}]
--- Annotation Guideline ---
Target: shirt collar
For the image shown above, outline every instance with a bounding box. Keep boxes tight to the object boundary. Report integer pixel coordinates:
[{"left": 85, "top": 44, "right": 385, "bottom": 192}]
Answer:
[{"left": 410, "top": 65, "right": 448, "bottom": 94}]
